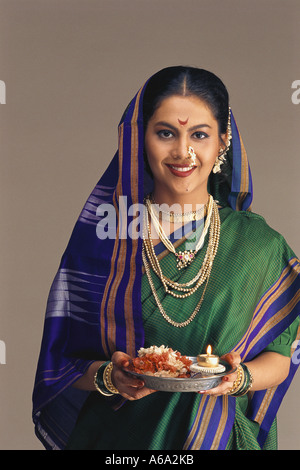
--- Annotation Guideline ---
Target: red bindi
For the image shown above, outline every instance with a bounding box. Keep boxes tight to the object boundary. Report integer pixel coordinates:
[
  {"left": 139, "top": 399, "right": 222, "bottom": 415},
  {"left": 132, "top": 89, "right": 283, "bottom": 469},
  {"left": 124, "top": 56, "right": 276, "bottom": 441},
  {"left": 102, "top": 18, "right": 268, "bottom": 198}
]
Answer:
[{"left": 178, "top": 117, "right": 189, "bottom": 125}]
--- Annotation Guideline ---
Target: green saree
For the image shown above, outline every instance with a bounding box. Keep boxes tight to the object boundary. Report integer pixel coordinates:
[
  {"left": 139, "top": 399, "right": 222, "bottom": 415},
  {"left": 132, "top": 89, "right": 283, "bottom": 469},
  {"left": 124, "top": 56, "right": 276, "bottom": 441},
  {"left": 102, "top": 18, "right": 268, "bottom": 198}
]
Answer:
[{"left": 66, "top": 207, "right": 300, "bottom": 450}]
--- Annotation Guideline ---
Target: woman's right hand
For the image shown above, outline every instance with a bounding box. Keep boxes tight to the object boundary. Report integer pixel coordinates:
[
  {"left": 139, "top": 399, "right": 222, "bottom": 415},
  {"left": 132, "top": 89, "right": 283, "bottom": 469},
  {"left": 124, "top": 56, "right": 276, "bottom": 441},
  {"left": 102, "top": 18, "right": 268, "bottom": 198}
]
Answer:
[{"left": 111, "top": 351, "right": 157, "bottom": 401}]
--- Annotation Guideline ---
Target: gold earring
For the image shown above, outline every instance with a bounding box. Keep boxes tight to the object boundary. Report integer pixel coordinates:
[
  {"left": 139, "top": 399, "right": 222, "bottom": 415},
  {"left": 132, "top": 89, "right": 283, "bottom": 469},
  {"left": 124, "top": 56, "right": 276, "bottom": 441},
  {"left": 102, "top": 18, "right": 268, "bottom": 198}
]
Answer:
[
  {"left": 213, "top": 149, "right": 227, "bottom": 174},
  {"left": 213, "top": 107, "right": 232, "bottom": 174}
]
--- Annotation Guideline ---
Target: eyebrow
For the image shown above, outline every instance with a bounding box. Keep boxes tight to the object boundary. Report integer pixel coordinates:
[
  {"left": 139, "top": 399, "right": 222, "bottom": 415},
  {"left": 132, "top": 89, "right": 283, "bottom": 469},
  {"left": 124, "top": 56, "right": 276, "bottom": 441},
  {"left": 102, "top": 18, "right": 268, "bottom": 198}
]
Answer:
[{"left": 154, "top": 121, "right": 212, "bottom": 131}]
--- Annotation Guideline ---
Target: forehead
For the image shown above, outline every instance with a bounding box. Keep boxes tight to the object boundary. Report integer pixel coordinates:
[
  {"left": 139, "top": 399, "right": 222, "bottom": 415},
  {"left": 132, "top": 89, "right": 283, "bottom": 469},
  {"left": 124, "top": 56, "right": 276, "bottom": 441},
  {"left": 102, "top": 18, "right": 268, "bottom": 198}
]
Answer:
[{"left": 151, "top": 95, "right": 217, "bottom": 124}]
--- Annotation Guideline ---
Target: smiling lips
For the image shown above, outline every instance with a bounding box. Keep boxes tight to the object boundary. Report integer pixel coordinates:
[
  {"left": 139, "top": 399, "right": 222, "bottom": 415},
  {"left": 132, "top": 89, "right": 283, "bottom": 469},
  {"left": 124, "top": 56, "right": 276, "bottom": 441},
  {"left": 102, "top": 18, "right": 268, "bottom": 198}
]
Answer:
[{"left": 166, "top": 164, "right": 197, "bottom": 177}]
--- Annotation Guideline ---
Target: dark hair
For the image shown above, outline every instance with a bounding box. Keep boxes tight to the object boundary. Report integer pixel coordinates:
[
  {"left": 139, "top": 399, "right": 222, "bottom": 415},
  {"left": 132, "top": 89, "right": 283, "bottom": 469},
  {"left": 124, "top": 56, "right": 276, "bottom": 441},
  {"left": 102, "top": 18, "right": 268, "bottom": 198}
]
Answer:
[{"left": 143, "top": 66, "right": 229, "bottom": 135}]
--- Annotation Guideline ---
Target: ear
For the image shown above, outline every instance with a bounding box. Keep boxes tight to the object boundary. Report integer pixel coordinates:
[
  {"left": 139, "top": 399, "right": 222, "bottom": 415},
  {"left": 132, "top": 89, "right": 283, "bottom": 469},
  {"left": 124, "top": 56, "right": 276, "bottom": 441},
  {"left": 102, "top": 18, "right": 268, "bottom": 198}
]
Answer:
[{"left": 219, "top": 133, "right": 227, "bottom": 152}]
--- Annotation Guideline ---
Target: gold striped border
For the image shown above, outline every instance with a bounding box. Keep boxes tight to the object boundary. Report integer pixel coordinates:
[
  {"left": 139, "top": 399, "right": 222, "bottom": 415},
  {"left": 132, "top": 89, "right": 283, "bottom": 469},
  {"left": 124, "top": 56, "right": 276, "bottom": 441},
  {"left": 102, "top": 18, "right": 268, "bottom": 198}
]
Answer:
[
  {"left": 183, "top": 395, "right": 209, "bottom": 450},
  {"left": 254, "top": 386, "right": 277, "bottom": 425},
  {"left": 99, "top": 124, "right": 124, "bottom": 356},
  {"left": 234, "top": 258, "right": 300, "bottom": 358},
  {"left": 233, "top": 260, "right": 294, "bottom": 352},
  {"left": 192, "top": 396, "right": 217, "bottom": 449},
  {"left": 242, "top": 289, "right": 300, "bottom": 359},
  {"left": 253, "top": 321, "right": 300, "bottom": 425},
  {"left": 210, "top": 395, "right": 229, "bottom": 450},
  {"left": 124, "top": 85, "right": 143, "bottom": 356},
  {"left": 183, "top": 396, "right": 217, "bottom": 450},
  {"left": 37, "top": 364, "right": 78, "bottom": 384},
  {"left": 100, "top": 85, "right": 144, "bottom": 357},
  {"left": 106, "top": 123, "right": 130, "bottom": 354}
]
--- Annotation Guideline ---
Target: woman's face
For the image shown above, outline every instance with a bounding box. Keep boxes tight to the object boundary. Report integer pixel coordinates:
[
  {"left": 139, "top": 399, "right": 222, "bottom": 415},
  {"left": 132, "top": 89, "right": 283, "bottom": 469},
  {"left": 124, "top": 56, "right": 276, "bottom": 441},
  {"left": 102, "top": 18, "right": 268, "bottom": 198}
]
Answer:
[{"left": 144, "top": 95, "right": 225, "bottom": 204}]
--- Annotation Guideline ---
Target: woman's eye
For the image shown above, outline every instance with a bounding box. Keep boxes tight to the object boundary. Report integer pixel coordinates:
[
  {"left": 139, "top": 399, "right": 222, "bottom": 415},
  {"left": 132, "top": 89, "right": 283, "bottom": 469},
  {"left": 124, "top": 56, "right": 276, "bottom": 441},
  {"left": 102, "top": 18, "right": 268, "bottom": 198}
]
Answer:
[
  {"left": 157, "top": 130, "right": 174, "bottom": 139},
  {"left": 192, "top": 131, "right": 208, "bottom": 139}
]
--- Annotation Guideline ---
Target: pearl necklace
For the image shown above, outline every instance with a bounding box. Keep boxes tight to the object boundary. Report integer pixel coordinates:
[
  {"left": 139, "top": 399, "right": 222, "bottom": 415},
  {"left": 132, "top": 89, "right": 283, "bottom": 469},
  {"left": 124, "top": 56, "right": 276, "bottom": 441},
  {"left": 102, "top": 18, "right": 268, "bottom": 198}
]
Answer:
[
  {"left": 142, "top": 197, "right": 220, "bottom": 299},
  {"left": 142, "top": 198, "right": 220, "bottom": 327},
  {"left": 145, "top": 195, "right": 214, "bottom": 270},
  {"left": 142, "top": 245, "right": 210, "bottom": 328}
]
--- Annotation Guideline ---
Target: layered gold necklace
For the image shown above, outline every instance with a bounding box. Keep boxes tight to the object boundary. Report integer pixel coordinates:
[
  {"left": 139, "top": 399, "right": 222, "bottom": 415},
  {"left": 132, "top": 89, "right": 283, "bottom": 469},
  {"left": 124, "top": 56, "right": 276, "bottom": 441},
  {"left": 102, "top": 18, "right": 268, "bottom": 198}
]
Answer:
[
  {"left": 145, "top": 194, "right": 213, "bottom": 270},
  {"left": 142, "top": 194, "right": 221, "bottom": 328}
]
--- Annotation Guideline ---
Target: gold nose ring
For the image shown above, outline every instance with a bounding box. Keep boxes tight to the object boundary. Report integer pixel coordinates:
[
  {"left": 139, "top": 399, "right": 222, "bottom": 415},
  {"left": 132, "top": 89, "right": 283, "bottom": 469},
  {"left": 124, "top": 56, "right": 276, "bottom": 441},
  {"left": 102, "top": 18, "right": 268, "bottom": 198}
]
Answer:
[{"left": 187, "top": 146, "right": 196, "bottom": 165}]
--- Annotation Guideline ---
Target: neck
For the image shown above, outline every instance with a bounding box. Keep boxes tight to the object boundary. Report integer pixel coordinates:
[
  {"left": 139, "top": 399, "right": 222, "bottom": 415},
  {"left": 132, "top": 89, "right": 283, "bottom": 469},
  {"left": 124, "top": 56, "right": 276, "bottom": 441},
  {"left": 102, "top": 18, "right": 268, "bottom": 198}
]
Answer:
[{"left": 152, "top": 187, "right": 210, "bottom": 211}]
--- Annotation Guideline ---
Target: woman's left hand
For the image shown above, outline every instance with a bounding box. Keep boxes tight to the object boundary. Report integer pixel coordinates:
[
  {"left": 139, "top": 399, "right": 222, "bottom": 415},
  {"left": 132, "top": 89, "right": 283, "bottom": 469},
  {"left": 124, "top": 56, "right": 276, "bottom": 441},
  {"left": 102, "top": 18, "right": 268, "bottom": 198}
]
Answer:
[{"left": 197, "top": 352, "right": 241, "bottom": 396}]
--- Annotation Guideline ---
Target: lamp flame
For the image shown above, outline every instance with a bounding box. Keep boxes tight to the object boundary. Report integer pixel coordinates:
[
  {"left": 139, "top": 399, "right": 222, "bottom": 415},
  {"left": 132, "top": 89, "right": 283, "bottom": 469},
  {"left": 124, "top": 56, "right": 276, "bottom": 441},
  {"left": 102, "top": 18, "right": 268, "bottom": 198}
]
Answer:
[{"left": 207, "top": 345, "right": 212, "bottom": 356}]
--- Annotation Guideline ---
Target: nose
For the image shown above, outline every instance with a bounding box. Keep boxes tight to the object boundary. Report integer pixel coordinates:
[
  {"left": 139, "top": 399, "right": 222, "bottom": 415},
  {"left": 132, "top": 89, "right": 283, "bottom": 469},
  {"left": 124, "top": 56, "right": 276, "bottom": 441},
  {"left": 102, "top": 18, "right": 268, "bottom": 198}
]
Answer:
[{"left": 171, "top": 137, "right": 189, "bottom": 160}]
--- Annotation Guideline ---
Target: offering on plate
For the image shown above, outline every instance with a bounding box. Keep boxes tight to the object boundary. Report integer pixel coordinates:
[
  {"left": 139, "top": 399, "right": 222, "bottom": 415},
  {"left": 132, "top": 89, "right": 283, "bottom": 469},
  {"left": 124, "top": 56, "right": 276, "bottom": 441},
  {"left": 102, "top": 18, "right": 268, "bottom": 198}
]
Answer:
[
  {"left": 129, "top": 345, "right": 192, "bottom": 378},
  {"left": 190, "top": 345, "right": 226, "bottom": 374},
  {"left": 126, "top": 345, "right": 234, "bottom": 392}
]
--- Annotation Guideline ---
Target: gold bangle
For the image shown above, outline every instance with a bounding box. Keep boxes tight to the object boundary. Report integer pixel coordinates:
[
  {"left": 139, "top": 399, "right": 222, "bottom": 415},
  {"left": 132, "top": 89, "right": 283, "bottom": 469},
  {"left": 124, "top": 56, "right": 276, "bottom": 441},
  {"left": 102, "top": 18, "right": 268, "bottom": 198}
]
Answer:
[
  {"left": 228, "top": 364, "right": 244, "bottom": 395},
  {"left": 103, "top": 362, "right": 119, "bottom": 395},
  {"left": 93, "top": 362, "right": 114, "bottom": 396},
  {"left": 236, "top": 365, "right": 254, "bottom": 396}
]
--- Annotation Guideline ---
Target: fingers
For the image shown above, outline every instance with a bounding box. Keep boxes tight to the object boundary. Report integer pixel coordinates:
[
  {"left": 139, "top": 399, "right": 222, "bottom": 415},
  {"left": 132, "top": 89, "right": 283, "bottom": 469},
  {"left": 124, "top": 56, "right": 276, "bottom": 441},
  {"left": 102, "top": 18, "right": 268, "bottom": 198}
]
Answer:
[
  {"left": 198, "top": 352, "right": 241, "bottom": 397},
  {"left": 111, "top": 351, "right": 132, "bottom": 369},
  {"left": 221, "top": 352, "right": 241, "bottom": 367},
  {"left": 122, "top": 386, "right": 157, "bottom": 401},
  {"left": 198, "top": 376, "right": 233, "bottom": 396},
  {"left": 116, "top": 369, "right": 156, "bottom": 401},
  {"left": 110, "top": 351, "right": 157, "bottom": 401},
  {"left": 198, "top": 379, "right": 231, "bottom": 396}
]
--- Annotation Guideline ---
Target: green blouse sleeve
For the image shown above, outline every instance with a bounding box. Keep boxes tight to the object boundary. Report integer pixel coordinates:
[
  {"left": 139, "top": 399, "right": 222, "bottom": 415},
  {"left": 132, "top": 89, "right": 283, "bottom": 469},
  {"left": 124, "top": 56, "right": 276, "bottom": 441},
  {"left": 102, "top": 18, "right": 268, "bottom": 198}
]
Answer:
[{"left": 263, "top": 316, "right": 300, "bottom": 357}]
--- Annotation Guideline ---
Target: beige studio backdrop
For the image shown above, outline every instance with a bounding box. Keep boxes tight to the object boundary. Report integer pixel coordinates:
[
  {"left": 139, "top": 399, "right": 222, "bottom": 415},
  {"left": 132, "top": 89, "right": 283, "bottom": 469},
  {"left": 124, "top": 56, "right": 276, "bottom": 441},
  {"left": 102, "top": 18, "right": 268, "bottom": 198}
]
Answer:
[{"left": 0, "top": 0, "right": 299, "bottom": 450}]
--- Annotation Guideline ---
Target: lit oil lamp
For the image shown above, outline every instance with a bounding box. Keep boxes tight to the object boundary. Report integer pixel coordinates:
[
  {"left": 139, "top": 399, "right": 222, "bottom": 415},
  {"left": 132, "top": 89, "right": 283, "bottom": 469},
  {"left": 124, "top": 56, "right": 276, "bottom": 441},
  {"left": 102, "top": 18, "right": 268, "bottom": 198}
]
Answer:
[
  {"left": 197, "top": 345, "right": 220, "bottom": 367},
  {"left": 190, "top": 345, "right": 226, "bottom": 374}
]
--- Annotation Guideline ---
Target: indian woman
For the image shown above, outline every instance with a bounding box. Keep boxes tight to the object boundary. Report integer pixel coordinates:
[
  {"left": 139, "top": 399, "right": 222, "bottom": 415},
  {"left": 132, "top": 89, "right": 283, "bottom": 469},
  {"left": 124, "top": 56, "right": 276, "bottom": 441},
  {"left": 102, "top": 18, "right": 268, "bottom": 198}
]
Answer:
[{"left": 32, "top": 66, "right": 300, "bottom": 450}]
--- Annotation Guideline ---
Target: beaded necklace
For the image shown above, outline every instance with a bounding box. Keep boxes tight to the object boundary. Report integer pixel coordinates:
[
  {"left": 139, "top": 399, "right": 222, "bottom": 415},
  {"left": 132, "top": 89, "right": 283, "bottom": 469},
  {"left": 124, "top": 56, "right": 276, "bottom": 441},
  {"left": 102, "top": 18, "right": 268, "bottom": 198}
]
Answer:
[{"left": 142, "top": 196, "right": 221, "bottom": 327}]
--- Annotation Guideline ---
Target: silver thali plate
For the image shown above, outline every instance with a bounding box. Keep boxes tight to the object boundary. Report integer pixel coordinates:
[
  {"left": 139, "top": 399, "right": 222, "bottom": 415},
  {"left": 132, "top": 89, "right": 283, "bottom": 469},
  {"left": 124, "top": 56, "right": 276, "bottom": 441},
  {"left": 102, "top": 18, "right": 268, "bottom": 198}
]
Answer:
[{"left": 125, "top": 358, "right": 236, "bottom": 392}]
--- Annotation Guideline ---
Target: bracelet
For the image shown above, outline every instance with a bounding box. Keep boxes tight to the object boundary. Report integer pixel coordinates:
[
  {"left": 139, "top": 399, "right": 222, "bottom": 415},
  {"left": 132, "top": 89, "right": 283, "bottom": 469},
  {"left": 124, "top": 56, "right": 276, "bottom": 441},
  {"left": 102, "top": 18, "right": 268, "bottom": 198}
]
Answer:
[
  {"left": 233, "top": 364, "right": 254, "bottom": 396},
  {"left": 103, "top": 361, "right": 120, "bottom": 395},
  {"left": 228, "top": 364, "right": 244, "bottom": 395},
  {"left": 228, "top": 363, "right": 254, "bottom": 397},
  {"left": 94, "top": 361, "right": 114, "bottom": 396}
]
